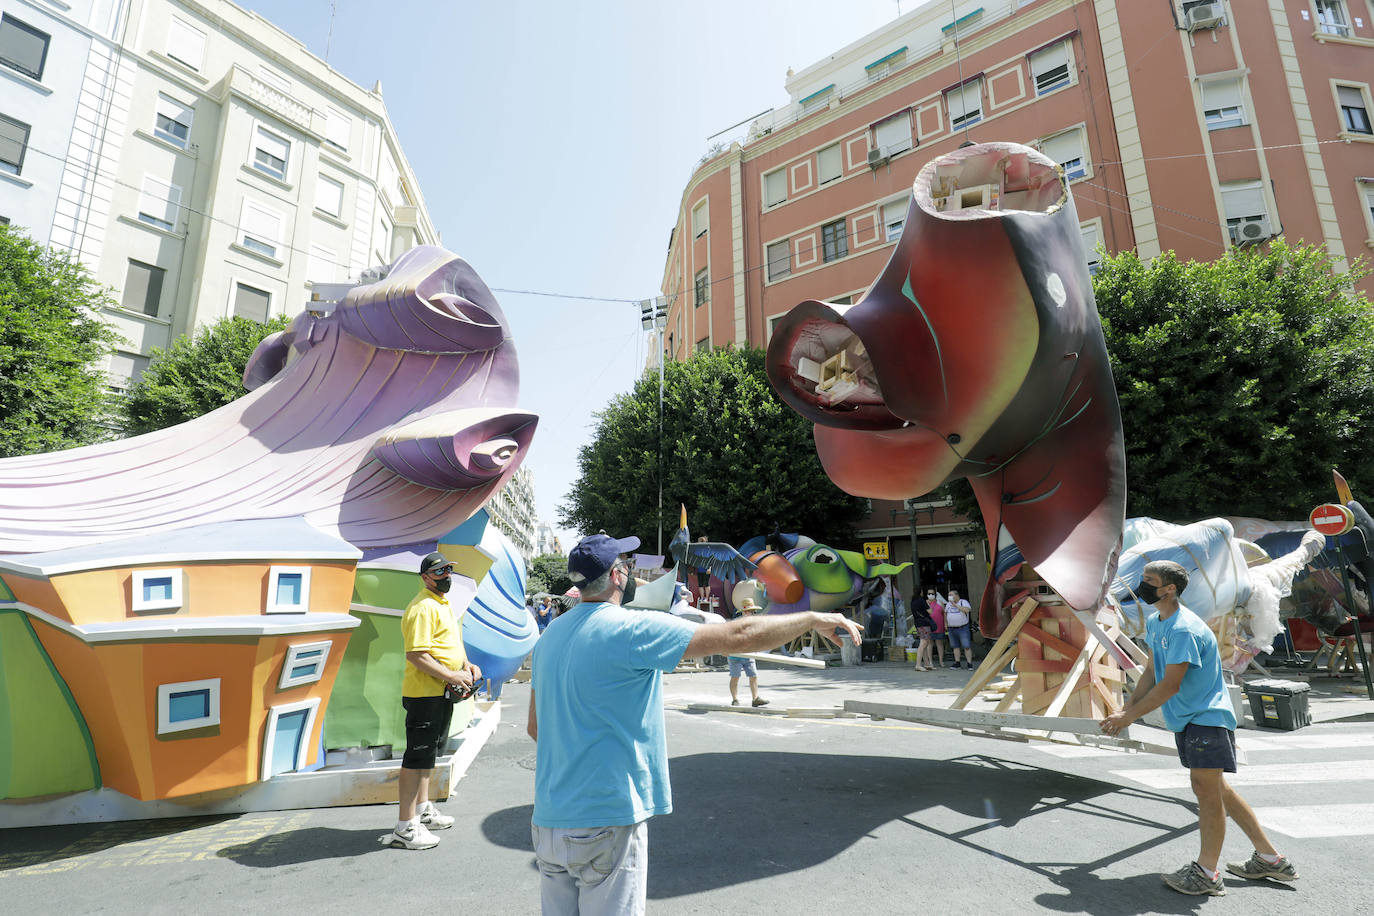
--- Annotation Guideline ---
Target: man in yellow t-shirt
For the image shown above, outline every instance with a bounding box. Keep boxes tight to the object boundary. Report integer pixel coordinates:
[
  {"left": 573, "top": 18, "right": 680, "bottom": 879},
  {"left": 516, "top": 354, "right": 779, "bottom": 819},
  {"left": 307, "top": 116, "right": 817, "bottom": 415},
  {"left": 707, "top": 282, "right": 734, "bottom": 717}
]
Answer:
[{"left": 380, "top": 552, "right": 482, "bottom": 850}]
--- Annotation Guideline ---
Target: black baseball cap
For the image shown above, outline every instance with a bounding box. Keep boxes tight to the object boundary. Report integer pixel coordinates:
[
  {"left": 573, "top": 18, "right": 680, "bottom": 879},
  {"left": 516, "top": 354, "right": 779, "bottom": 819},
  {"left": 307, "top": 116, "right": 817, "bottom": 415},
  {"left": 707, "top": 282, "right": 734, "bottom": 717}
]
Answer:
[{"left": 420, "top": 551, "right": 453, "bottom": 576}]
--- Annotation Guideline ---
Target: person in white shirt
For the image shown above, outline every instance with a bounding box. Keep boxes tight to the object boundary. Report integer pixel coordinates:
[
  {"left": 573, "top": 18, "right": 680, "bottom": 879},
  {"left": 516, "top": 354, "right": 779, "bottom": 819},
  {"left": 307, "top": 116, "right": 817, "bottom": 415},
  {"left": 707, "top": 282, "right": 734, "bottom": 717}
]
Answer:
[{"left": 944, "top": 587, "right": 975, "bottom": 670}]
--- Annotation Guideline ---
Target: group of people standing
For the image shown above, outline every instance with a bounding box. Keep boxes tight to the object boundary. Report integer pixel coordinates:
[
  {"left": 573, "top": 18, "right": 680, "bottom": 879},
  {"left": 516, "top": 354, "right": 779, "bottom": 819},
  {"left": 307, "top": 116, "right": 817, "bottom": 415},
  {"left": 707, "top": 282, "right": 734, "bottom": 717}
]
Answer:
[{"left": 907, "top": 586, "right": 975, "bottom": 671}]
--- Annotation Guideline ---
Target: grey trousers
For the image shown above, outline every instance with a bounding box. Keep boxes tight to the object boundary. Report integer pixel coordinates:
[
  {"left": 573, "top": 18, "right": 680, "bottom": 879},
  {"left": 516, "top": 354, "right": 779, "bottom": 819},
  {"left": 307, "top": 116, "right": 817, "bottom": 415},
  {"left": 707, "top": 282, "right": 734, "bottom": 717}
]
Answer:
[{"left": 531, "top": 821, "right": 648, "bottom": 915}]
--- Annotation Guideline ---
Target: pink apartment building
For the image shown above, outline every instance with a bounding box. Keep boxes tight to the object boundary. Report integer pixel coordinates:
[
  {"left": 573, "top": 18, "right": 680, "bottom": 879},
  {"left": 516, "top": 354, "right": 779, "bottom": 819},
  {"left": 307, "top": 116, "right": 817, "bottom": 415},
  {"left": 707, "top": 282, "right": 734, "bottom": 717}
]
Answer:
[{"left": 660, "top": 0, "right": 1374, "bottom": 603}]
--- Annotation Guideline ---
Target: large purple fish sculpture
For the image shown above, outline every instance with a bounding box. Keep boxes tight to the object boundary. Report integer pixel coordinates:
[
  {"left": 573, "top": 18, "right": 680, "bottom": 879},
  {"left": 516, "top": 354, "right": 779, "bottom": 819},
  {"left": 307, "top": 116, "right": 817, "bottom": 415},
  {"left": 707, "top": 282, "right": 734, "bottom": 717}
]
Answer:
[
  {"left": 766, "top": 142, "right": 1125, "bottom": 635},
  {"left": 0, "top": 245, "right": 536, "bottom": 553}
]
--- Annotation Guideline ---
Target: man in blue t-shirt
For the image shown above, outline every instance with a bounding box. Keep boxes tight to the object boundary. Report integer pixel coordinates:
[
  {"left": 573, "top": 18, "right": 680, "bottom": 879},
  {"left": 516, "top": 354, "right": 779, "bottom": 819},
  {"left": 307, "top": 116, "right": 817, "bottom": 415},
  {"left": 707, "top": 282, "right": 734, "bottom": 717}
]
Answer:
[
  {"left": 1101, "top": 560, "right": 1298, "bottom": 897},
  {"left": 528, "top": 533, "right": 863, "bottom": 915}
]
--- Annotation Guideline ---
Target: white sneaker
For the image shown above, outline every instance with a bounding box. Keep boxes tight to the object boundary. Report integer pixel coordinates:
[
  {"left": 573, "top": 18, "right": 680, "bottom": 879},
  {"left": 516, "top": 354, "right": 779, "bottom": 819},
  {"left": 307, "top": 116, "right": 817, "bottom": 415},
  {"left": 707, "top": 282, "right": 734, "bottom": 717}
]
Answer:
[
  {"left": 419, "top": 801, "right": 455, "bottom": 830},
  {"left": 380, "top": 821, "right": 441, "bottom": 849}
]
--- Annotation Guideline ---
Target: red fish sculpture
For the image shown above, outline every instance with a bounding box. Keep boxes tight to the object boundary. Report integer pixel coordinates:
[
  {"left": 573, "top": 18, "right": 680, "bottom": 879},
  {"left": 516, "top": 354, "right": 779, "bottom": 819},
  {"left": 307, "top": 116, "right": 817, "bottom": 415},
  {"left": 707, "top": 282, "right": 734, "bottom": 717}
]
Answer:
[{"left": 765, "top": 142, "right": 1125, "bottom": 634}]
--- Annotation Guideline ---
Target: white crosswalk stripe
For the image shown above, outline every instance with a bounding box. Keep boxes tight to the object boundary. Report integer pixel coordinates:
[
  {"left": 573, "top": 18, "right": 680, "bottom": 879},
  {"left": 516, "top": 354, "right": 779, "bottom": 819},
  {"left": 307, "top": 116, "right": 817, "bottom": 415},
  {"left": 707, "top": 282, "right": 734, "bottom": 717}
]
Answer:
[
  {"left": 1112, "top": 759, "right": 1372, "bottom": 789},
  {"left": 1248, "top": 803, "right": 1374, "bottom": 837}
]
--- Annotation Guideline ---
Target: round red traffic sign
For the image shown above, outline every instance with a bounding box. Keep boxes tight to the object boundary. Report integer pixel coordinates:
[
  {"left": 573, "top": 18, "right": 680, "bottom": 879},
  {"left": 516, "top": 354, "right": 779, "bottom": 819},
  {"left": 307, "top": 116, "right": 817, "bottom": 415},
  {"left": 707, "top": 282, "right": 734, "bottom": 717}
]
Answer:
[{"left": 1309, "top": 503, "right": 1354, "bottom": 536}]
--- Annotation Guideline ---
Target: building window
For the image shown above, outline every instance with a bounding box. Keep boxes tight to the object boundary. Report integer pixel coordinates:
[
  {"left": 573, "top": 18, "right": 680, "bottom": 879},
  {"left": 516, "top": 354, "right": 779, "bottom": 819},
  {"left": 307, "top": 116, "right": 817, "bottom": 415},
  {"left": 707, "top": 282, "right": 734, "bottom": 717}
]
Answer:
[
  {"left": 325, "top": 107, "right": 350, "bottom": 150},
  {"left": 307, "top": 243, "right": 338, "bottom": 284},
  {"left": 1080, "top": 223, "right": 1103, "bottom": 275},
  {"left": 1315, "top": 1, "right": 1351, "bottom": 37},
  {"left": 1029, "top": 42, "right": 1070, "bottom": 96},
  {"left": 234, "top": 282, "right": 272, "bottom": 322},
  {"left": 821, "top": 219, "right": 848, "bottom": 262},
  {"left": 316, "top": 174, "right": 344, "bottom": 217},
  {"left": 696, "top": 336, "right": 710, "bottom": 353},
  {"left": 946, "top": 79, "right": 983, "bottom": 130},
  {"left": 166, "top": 16, "right": 206, "bottom": 71},
  {"left": 137, "top": 175, "right": 182, "bottom": 232},
  {"left": 694, "top": 268, "right": 708, "bottom": 306},
  {"left": 764, "top": 169, "right": 787, "bottom": 207},
  {"left": 122, "top": 260, "right": 165, "bottom": 316},
  {"left": 239, "top": 199, "right": 283, "bottom": 258},
  {"left": 872, "top": 112, "right": 913, "bottom": 157},
  {"left": 154, "top": 94, "right": 194, "bottom": 148},
  {"left": 1040, "top": 128, "right": 1088, "bottom": 181},
  {"left": 251, "top": 125, "right": 291, "bottom": 181},
  {"left": 132, "top": 568, "right": 184, "bottom": 612},
  {"left": 882, "top": 198, "right": 909, "bottom": 242},
  {"left": 375, "top": 209, "right": 392, "bottom": 264},
  {"left": 692, "top": 199, "right": 708, "bottom": 238},
  {"left": 819, "top": 143, "right": 843, "bottom": 184},
  {"left": 1337, "top": 84, "right": 1372, "bottom": 134},
  {"left": 865, "top": 47, "right": 907, "bottom": 82},
  {"left": 1201, "top": 78, "right": 1246, "bottom": 130},
  {"left": 157, "top": 678, "right": 220, "bottom": 735},
  {"left": 0, "top": 113, "right": 30, "bottom": 176},
  {"left": 766, "top": 240, "right": 791, "bottom": 280},
  {"left": 0, "top": 14, "right": 50, "bottom": 81},
  {"left": 108, "top": 351, "right": 149, "bottom": 392},
  {"left": 1220, "top": 180, "right": 1269, "bottom": 245},
  {"left": 1362, "top": 180, "right": 1374, "bottom": 236},
  {"left": 278, "top": 641, "right": 332, "bottom": 690},
  {"left": 800, "top": 84, "right": 834, "bottom": 112},
  {"left": 261, "top": 698, "right": 320, "bottom": 778},
  {"left": 267, "top": 566, "right": 311, "bottom": 613}
]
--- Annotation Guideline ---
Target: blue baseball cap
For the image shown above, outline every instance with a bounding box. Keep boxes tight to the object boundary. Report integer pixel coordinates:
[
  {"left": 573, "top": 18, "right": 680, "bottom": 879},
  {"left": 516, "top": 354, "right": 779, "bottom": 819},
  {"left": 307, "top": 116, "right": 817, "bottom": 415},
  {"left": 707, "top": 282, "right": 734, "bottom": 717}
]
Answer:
[{"left": 567, "top": 533, "right": 640, "bottom": 584}]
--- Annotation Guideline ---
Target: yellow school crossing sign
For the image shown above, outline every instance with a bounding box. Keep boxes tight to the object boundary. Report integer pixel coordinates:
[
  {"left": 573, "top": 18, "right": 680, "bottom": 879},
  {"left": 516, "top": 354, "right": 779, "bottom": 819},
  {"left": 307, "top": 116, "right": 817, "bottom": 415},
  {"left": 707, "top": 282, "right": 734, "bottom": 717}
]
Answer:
[{"left": 863, "top": 541, "right": 889, "bottom": 560}]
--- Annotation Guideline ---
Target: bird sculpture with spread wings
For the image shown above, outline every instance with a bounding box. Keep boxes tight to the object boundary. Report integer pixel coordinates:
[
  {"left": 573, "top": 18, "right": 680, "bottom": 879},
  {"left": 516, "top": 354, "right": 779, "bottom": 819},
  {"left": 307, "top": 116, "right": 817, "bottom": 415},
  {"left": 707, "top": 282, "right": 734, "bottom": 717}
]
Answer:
[{"left": 667, "top": 505, "right": 758, "bottom": 584}]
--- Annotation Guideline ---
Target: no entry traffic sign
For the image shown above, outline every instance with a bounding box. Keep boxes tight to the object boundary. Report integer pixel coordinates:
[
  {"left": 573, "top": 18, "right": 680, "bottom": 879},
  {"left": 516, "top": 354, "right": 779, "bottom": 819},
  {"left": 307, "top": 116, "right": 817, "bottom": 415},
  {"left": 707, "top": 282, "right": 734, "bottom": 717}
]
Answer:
[{"left": 1309, "top": 503, "right": 1355, "bottom": 536}]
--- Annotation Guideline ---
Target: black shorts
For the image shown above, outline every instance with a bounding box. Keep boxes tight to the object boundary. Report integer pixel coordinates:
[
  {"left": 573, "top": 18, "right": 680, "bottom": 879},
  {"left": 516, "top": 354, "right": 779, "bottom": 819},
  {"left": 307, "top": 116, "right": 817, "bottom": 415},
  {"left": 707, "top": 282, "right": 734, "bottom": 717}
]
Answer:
[
  {"left": 402, "top": 695, "right": 454, "bottom": 770},
  {"left": 1175, "top": 722, "right": 1237, "bottom": 773}
]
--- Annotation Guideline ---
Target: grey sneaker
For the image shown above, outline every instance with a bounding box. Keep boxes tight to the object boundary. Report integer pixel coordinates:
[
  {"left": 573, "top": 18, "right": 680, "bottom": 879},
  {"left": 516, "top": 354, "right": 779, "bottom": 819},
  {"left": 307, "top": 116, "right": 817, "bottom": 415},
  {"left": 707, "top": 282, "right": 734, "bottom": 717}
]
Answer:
[
  {"left": 379, "top": 822, "right": 440, "bottom": 850},
  {"left": 1163, "top": 862, "right": 1226, "bottom": 896},
  {"left": 420, "top": 801, "right": 455, "bottom": 830},
  {"left": 1226, "top": 852, "right": 1298, "bottom": 883}
]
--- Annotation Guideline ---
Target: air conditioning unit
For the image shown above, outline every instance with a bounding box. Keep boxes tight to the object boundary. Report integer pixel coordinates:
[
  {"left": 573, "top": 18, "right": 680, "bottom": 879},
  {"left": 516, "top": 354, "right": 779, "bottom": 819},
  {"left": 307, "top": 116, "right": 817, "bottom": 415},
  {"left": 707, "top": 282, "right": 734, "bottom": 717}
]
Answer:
[
  {"left": 1185, "top": 2, "right": 1225, "bottom": 32},
  {"left": 867, "top": 147, "right": 890, "bottom": 169},
  {"left": 1229, "top": 216, "right": 1270, "bottom": 245}
]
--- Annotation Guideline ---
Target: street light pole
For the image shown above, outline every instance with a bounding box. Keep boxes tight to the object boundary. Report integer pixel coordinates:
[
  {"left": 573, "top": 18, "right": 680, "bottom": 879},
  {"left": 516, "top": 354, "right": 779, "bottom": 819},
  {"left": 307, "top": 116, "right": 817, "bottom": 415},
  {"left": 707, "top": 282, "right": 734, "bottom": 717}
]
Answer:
[{"left": 639, "top": 297, "right": 670, "bottom": 554}]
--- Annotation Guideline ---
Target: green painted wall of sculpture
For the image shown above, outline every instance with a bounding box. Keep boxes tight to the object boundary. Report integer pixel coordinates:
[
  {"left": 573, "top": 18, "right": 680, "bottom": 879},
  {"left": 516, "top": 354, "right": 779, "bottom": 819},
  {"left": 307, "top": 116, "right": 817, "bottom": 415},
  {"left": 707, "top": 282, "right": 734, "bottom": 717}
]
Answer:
[{"left": 0, "top": 610, "right": 99, "bottom": 798}]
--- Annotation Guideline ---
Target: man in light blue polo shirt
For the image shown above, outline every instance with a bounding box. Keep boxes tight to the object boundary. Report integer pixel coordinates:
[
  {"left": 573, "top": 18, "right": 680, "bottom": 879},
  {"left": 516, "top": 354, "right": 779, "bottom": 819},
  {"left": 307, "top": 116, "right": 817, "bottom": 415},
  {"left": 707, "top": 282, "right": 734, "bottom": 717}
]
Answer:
[
  {"left": 528, "top": 533, "right": 862, "bottom": 915},
  {"left": 1101, "top": 560, "right": 1298, "bottom": 897}
]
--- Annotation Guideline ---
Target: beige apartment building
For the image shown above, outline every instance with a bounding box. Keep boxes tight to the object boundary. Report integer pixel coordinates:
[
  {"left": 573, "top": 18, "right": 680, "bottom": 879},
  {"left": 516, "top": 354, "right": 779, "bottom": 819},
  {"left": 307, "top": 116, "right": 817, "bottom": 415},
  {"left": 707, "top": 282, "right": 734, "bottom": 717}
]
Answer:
[
  {"left": 661, "top": 0, "right": 1374, "bottom": 600},
  {"left": 0, "top": 0, "right": 437, "bottom": 389}
]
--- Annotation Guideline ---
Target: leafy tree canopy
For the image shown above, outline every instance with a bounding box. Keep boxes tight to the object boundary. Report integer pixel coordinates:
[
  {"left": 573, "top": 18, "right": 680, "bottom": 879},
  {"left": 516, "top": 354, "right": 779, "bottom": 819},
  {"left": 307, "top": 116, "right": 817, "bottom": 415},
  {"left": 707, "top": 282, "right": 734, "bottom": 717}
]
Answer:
[
  {"left": 560, "top": 346, "right": 870, "bottom": 552},
  {"left": 1099, "top": 240, "right": 1373, "bottom": 521},
  {"left": 122, "top": 314, "right": 289, "bottom": 435},
  {"left": 0, "top": 225, "right": 121, "bottom": 457},
  {"left": 527, "top": 553, "right": 572, "bottom": 597}
]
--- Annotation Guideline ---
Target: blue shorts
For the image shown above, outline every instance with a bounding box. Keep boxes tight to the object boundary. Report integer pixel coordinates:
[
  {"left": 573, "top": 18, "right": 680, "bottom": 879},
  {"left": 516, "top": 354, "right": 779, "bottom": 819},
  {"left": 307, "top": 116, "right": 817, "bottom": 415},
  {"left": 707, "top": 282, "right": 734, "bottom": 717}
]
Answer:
[
  {"left": 946, "top": 625, "right": 972, "bottom": 649},
  {"left": 728, "top": 657, "right": 758, "bottom": 678},
  {"left": 1175, "top": 723, "right": 1237, "bottom": 773}
]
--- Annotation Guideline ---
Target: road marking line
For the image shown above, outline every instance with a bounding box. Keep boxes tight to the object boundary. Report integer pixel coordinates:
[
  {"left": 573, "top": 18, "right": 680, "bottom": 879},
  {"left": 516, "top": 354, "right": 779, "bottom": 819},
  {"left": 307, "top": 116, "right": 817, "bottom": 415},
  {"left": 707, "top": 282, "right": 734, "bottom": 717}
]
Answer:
[
  {"left": 1251, "top": 803, "right": 1374, "bottom": 837},
  {"left": 1112, "top": 760, "right": 1373, "bottom": 789}
]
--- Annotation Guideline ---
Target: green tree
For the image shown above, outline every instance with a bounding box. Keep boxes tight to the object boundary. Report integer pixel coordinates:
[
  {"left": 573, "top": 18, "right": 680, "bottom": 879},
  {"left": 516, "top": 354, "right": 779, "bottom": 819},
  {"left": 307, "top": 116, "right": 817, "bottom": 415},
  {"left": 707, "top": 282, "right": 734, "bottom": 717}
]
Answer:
[
  {"left": 527, "top": 553, "right": 572, "bottom": 597},
  {"left": 122, "top": 314, "right": 289, "bottom": 435},
  {"left": 1097, "top": 241, "right": 1374, "bottom": 520},
  {"left": 560, "top": 346, "right": 869, "bottom": 551},
  {"left": 0, "top": 225, "right": 121, "bottom": 457}
]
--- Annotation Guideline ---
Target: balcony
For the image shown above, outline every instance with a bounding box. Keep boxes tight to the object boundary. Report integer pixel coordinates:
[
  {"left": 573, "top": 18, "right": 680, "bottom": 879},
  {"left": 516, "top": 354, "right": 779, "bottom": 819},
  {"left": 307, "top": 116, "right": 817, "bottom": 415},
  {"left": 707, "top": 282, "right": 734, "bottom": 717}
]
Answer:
[{"left": 226, "top": 65, "right": 317, "bottom": 136}]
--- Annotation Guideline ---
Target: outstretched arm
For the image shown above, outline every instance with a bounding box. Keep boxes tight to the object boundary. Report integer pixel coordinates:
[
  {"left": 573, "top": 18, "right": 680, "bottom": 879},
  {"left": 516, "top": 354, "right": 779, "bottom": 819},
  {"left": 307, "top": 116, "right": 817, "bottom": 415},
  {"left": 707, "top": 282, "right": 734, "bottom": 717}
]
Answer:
[
  {"left": 683, "top": 611, "right": 862, "bottom": 660},
  {"left": 1100, "top": 651, "right": 1185, "bottom": 736}
]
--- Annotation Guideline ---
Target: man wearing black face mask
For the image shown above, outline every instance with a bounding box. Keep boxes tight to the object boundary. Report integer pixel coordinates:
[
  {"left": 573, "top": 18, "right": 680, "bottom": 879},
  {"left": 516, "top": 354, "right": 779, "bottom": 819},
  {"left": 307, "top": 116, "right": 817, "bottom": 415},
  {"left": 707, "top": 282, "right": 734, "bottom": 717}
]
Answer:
[
  {"left": 381, "top": 551, "right": 482, "bottom": 850},
  {"left": 1101, "top": 560, "right": 1297, "bottom": 895}
]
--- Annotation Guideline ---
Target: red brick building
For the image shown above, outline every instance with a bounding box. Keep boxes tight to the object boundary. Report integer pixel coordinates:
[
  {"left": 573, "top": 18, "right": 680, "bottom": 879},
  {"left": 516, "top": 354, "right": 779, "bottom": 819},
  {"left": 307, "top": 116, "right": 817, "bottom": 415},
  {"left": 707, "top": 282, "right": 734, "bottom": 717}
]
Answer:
[{"left": 661, "top": 0, "right": 1374, "bottom": 602}]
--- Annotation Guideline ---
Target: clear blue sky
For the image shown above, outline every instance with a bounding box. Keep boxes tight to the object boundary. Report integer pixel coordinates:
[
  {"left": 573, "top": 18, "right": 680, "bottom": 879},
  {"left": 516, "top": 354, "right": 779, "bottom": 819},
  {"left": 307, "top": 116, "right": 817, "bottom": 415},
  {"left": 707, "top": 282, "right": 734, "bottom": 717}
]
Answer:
[{"left": 236, "top": 0, "right": 907, "bottom": 550}]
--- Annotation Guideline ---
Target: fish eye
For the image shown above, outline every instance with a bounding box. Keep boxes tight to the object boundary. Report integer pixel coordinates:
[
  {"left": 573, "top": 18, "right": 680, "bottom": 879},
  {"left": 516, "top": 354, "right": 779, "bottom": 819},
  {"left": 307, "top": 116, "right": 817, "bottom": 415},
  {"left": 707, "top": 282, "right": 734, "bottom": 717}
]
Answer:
[{"left": 811, "top": 547, "right": 838, "bottom": 565}]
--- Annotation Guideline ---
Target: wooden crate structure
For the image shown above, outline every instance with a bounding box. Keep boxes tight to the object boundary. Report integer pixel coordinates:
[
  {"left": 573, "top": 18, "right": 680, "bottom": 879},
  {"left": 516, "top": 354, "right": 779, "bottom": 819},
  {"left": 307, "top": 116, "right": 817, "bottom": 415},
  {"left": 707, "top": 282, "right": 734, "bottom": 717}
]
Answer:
[{"left": 1017, "top": 602, "right": 1126, "bottom": 718}]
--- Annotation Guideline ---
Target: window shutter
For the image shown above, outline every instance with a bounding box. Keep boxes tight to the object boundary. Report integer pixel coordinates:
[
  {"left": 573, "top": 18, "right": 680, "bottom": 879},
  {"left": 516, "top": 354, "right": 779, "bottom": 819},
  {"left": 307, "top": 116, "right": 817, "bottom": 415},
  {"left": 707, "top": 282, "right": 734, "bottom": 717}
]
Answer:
[
  {"left": 764, "top": 170, "right": 787, "bottom": 206},
  {"left": 819, "top": 144, "right": 843, "bottom": 183},
  {"left": 1030, "top": 43, "right": 1069, "bottom": 93},
  {"left": 140, "top": 176, "right": 180, "bottom": 228},
  {"left": 1202, "top": 78, "right": 1243, "bottom": 111},
  {"left": 1040, "top": 130, "right": 1083, "bottom": 167},
  {"left": 241, "top": 200, "right": 282, "bottom": 244},
  {"left": 316, "top": 175, "right": 344, "bottom": 216},
  {"left": 167, "top": 17, "right": 206, "bottom": 70},
  {"left": 325, "top": 107, "right": 350, "bottom": 148},
  {"left": 1220, "top": 182, "right": 1265, "bottom": 220},
  {"left": 874, "top": 114, "right": 911, "bottom": 155},
  {"left": 307, "top": 244, "right": 337, "bottom": 283}
]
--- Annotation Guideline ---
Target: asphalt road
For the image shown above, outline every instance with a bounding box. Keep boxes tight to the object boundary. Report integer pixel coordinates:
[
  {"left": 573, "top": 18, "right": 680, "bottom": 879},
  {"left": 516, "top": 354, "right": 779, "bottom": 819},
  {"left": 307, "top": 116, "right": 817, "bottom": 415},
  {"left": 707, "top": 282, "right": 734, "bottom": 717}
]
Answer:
[{"left": 2, "top": 662, "right": 1371, "bottom": 914}]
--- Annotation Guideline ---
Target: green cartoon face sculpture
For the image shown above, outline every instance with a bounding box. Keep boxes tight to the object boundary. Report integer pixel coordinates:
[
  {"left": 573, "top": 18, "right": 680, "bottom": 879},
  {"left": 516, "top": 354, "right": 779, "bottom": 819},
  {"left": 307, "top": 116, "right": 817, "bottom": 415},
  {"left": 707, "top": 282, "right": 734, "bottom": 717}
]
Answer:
[{"left": 791, "top": 545, "right": 856, "bottom": 596}]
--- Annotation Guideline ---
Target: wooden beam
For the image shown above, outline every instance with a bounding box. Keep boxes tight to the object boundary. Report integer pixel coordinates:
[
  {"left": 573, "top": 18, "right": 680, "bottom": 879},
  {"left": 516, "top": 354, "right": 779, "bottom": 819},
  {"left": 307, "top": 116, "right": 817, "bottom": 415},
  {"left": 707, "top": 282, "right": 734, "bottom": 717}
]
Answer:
[
  {"left": 994, "top": 677, "right": 1023, "bottom": 712},
  {"left": 1020, "top": 622, "right": 1083, "bottom": 661},
  {"left": 1042, "top": 640, "right": 1096, "bottom": 719}
]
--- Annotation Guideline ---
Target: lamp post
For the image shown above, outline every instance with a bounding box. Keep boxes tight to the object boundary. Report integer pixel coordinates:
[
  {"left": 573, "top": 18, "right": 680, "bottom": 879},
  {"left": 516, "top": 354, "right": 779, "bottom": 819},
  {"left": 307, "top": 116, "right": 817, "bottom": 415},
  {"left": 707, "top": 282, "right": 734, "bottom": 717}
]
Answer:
[{"left": 639, "top": 297, "right": 670, "bottom": 553}]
